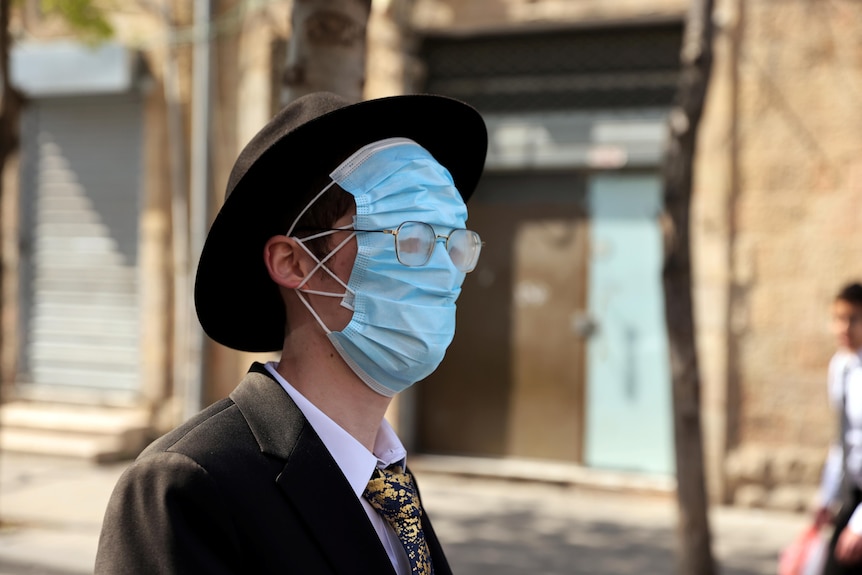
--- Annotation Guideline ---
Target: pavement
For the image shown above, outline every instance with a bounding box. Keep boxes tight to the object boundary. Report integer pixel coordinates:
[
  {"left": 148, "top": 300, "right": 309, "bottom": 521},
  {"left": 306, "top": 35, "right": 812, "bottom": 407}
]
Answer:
[{"left": 0, "top": 452, "right": 812, "bottom": 575}]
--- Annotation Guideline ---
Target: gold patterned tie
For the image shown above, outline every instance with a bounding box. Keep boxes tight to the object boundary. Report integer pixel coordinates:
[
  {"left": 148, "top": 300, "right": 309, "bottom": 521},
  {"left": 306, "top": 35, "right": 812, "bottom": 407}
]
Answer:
[{"left": 364, "top": 465, "right": 433, "bottom": 575}]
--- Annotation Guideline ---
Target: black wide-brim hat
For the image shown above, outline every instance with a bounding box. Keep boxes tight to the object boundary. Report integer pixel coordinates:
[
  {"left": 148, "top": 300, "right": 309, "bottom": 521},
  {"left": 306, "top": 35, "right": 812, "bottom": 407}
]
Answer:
[{"left": 195, "top": 92, "right": 488, "bottom": 352}]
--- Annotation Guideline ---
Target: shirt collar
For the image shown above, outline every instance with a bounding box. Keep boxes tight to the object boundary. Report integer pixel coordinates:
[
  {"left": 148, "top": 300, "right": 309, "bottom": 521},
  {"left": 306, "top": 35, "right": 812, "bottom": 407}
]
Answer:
[
  {"left": 264, "top": 362, "right": 406, "bottom": 497},
  {"left": 836, "top": 349, "right": 862, "bottom": 368}
]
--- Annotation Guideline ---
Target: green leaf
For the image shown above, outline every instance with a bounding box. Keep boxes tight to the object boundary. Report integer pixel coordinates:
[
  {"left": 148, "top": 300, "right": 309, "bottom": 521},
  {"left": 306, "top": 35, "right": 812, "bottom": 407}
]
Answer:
[{"left": 42, "top": 0, "right": 114, "bottom": 42}]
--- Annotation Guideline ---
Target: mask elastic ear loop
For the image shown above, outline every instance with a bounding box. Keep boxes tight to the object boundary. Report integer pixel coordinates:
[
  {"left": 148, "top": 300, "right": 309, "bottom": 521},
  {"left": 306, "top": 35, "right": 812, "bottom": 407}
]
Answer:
[
  {"left": 296, "top": 225, "right": 351, "bottom": 243},
  {"left": 290, "top": 232, "right": 355, "bottom": 336},
  {"left": 294, "top": 291, "right": 333, "bottom": 335},
  {"left": 286, "top": 180, "right": 337, "bottom": 237},
  {"left": 295, "top": 231, "right": 356, "bottom": 294}
]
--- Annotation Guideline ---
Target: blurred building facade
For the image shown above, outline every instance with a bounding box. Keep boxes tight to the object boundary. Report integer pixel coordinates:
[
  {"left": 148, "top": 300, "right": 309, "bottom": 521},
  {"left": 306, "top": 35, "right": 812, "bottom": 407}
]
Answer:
[{"left": 2, "top": 0, "right": 861, "bottom": 509}]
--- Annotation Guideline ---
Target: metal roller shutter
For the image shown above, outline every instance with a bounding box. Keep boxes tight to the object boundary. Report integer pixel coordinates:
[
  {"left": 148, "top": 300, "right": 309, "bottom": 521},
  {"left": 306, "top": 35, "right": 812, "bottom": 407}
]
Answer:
[
  {"left": 19, "top": 94, "right": 143, "bottom": 395},
  {"left": 420, "top": 22, "right": 683, "bottom": 113}
]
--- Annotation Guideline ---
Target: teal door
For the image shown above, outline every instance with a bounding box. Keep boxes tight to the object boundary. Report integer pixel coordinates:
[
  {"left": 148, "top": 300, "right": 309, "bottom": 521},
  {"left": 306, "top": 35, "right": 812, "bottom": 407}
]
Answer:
[{"left": 584, "top": 174, "right": 673, "bottom": 475}]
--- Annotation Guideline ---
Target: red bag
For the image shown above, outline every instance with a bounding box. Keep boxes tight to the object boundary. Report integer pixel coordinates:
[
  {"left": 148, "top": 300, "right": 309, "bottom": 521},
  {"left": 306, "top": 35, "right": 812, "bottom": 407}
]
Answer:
[{"left": 778, "top": 526, "right": 827, "bottom": 575}]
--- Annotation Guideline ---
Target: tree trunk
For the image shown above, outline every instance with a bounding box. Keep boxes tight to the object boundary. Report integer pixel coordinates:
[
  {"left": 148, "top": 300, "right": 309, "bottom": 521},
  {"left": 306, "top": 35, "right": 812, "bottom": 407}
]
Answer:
[
  {"left": 0, "top": 0, "right": 21, "bottom": 392},
  {"left": 282, "top": 0, "right": 372, "bottom": 104},
  {"left": 661, "top": 0, "right": 716, "bottom": 574}
]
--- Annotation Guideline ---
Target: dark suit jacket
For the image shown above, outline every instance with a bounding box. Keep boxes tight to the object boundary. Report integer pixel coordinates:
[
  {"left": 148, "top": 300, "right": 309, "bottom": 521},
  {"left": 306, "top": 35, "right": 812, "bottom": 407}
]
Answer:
[{"left": 95, "top": 363, "right": 451, "bottom": 574}]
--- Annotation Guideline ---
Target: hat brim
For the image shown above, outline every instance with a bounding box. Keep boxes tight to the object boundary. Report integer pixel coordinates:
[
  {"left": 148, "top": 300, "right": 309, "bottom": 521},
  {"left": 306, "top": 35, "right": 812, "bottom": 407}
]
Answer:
[{"left": 195, "top": 93, "right": 487, "bottom": 352}]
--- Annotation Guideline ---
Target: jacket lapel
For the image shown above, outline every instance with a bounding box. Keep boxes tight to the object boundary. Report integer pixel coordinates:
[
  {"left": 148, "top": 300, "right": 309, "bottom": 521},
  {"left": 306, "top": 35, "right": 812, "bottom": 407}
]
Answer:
[
  {"left": 276, "top": 429, "right": 396, "bottom": 574},
  {"left": 230, "top": 364, "right": 395, "bottom": 575}
]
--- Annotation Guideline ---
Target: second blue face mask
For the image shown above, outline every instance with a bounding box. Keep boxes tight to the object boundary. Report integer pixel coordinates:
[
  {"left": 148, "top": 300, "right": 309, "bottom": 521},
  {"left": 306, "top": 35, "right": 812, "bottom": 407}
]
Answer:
[{"left": 290, "top": 138, "right": 470, "bottom": 397}]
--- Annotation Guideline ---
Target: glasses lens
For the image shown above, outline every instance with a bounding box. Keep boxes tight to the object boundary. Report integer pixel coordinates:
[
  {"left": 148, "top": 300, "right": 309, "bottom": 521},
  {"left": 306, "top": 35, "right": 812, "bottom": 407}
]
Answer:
[
  {"left": 447, "top": 229, "right": 482, "bottom": 272},
  {"left": 395, "top": 222, "right": 435, "bottom": 266}
]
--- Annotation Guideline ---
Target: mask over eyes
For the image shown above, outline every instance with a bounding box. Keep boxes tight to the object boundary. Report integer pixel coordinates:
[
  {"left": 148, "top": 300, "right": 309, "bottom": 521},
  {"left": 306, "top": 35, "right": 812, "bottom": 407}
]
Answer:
[{"left": 288, "top": 138, "right": 469, "bottom": 397}]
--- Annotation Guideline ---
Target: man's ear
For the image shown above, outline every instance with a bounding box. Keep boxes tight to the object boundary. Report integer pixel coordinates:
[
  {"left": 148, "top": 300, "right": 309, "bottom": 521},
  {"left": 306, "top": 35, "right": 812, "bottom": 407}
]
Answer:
[{"left": 264, "top": 235, "right": 309, "bottom": 289}]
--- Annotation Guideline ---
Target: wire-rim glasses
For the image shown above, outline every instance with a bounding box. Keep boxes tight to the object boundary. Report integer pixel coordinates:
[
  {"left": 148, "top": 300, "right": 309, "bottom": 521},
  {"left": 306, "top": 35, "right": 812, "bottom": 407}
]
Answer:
[{"left": 298, "top": 221, "right": 483, "bottom": 273}]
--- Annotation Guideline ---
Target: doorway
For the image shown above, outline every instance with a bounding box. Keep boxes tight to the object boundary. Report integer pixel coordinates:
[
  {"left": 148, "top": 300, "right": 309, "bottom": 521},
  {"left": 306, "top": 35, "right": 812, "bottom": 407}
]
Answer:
[
  {"left": 418, "top": 172, "right": 588, "bottom": 460},
  {"left": 584, "top": 173, "right": 673, "bottom": 475}
]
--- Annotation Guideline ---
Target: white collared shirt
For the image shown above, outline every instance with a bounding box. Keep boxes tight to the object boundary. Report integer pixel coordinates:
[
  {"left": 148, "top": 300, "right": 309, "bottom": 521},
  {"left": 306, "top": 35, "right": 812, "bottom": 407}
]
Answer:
[
  {"left": 264, "top": 362, "right": 411, "bottom": 574},
  {"left": 820, "top": 350, "right": 862, "bottom": 533}
]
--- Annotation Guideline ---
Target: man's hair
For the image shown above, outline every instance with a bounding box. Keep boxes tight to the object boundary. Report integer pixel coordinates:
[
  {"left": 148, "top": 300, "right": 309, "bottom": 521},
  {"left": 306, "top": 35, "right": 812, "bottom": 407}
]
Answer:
[
  {"left": 291, "top": 179, "right": 354, "bottom": 258},
  {"left": 836, "top": 282, "right": 862, "bottom": 307}
]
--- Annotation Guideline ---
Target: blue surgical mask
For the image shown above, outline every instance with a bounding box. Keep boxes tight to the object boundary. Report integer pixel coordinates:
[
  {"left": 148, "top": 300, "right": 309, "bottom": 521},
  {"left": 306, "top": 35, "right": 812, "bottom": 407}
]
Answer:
[{"left": 287, "top": 138, "right": 469, "bottom": 396}]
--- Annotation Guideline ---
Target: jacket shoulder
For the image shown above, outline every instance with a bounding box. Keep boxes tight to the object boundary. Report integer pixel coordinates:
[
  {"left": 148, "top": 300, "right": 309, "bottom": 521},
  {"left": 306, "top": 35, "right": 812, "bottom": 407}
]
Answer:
[{"left": 140, "top": 398, "right": 244, "bottom": 461}]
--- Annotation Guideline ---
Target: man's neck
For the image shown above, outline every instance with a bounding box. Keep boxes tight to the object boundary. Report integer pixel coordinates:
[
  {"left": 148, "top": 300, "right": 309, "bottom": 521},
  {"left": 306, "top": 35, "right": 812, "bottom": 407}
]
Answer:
[{"left": 276, "top": 332, "right": 392, "bottom": 452}]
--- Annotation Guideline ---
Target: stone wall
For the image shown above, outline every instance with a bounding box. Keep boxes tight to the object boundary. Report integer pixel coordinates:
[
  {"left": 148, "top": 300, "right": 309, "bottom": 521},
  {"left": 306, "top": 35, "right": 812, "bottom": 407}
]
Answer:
[
  {"left": 725, "top": 445, "right": 824, "bottom": 511},
  {"left": 719, "top": 0, "right": 862, "bottom": 505}
]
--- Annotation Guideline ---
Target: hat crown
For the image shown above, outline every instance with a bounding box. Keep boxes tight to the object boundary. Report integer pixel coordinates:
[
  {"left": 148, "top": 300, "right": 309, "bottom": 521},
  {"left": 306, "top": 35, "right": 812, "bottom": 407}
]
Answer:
[{"left": 226, "top": 92, "right": 350, "bottom": 200}]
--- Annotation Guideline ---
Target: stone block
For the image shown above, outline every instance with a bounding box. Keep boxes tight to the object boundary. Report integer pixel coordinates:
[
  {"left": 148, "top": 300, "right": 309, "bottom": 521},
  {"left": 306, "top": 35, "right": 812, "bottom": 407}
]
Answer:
[
  {"left": 770, "top": 450, "right": 804, "bottom": 484},
  {"left": 725, "top": 447, "right": 770, "bottom": 485},
  {"left": 798, "top": 451, "right": 826, "bottom": 485},
  {"left": 766, "top": 485, "right": 817, "bottom": 513},
  {"left": 734, "top": 484, "right": 767, "bottom": 509}
]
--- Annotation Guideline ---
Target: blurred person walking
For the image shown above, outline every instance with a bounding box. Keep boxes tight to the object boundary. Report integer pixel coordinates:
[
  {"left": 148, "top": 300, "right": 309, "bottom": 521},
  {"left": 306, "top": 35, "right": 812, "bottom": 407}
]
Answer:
[{"left": 816, "top": 282, "right": 862, "bottom": 574}]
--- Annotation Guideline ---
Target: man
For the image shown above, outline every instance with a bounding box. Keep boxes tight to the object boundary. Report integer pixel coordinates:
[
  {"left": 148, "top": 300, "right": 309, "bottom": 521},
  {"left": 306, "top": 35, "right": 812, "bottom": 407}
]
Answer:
[
  {"left": 95, "top": 92, "right": 487, "bottom": 574},
  {"left": 817, "top": 282, "right": 862, "bottom": 574}
]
